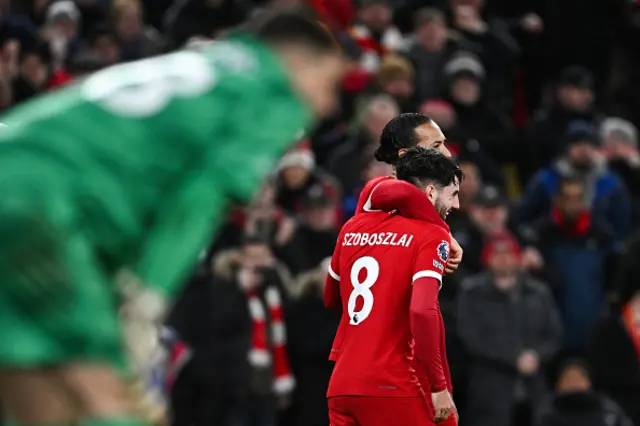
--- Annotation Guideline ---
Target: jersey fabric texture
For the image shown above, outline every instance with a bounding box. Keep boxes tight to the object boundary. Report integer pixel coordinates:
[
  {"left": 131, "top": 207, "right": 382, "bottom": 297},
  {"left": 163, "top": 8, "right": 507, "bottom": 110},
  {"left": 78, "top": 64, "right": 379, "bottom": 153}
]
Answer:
[
  {"left": 326, "top": 208, "right": 450, "bottom": 398},
  {"left": 0, "top": 35, "right": 311, "bottom": 368}
]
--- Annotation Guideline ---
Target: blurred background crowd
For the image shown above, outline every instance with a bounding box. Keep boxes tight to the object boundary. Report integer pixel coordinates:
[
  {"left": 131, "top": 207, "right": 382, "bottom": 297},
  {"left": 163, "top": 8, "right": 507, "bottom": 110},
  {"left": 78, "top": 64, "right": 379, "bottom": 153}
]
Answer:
[{"left": 2, "top": 0, "right": 640, "bottom": 425}]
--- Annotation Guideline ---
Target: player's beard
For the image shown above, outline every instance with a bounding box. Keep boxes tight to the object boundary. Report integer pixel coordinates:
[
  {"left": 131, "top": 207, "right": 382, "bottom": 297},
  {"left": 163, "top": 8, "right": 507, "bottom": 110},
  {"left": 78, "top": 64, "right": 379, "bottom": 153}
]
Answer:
[{"left": 434, "top": 198, "right": 450, "bottom": 220}]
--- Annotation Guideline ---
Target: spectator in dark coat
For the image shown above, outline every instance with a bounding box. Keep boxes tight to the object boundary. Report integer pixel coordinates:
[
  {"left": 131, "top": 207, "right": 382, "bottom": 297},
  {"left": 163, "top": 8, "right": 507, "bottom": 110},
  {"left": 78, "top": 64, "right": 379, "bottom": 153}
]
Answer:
[
  {"left": 534, "top": 359, "right": 633, "bottom": 426},
  {"left": 457, "top": 232, "right": 563, "bottom": 426},
  {"left": 168, "top": 238, "right": 295, "bottom": 426},
  {"left": 444, "top": 52, "right": 517, "bottom": 164},
  {"left": 520, "top": 177, "right": 616, "bottom": 353},
  {"left": 520, "top": 120, "right": 631, "bottom": 243},
  {"left": 277, "top": 188, "right": 340, "bottom": 275},
  {"left": 284, "top": 259, "right": 338, "bottom": 426},
  {"left": 600, "top": 117, "right": 640, "bottom": 225},
  {"left": 403, "top": 8, "right": 458, "bottom": 103},
  {"left": 588, "top": 234, "right": 640, "bottom": 426},
  {"left": 523, "top": 66, "right": 604, "bottom": 181},
  {"left": 447, "top": 0, "right": 520, "bottom": 111}
]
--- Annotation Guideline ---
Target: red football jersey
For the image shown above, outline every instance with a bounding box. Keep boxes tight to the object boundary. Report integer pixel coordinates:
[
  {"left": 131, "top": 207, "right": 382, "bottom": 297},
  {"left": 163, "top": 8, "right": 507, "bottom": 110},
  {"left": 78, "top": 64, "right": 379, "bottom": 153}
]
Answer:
[
  {"left": 355, "top": 175, "right": 391, "bottom": 214},
  {"left": 326, "top": 210, "right": 451, "bottom": 398}
]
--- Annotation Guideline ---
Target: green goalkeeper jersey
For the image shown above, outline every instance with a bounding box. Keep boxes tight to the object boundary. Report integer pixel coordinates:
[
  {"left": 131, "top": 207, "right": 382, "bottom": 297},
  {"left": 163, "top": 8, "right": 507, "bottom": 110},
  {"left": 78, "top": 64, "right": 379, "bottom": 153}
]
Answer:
[{"left": 0, "top": 36, "right": 311, "bottom": 299}]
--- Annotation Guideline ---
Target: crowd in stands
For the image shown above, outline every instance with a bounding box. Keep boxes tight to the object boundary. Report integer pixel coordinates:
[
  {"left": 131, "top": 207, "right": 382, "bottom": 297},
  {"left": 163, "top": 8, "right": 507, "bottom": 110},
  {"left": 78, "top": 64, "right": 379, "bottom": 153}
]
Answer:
[{"left": 2, "top": 0, "right": 640, "bottom": 426}]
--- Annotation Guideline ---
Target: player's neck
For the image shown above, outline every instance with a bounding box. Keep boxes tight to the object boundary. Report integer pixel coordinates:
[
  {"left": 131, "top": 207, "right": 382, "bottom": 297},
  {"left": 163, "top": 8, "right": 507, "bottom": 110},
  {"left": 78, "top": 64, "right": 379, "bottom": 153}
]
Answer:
[{"left": 390, "top": 167, "right": 396, "bottom": 178}]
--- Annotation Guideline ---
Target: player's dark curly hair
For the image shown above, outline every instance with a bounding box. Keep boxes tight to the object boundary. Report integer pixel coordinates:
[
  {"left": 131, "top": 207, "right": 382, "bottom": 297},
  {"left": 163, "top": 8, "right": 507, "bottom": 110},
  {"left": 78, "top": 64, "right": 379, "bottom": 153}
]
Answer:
[
  {"left": 396, "top": 146, "right": 463, "bottom": 190},
  {"left": 374, "top": 113, "right": 433, "bottom": 165}
]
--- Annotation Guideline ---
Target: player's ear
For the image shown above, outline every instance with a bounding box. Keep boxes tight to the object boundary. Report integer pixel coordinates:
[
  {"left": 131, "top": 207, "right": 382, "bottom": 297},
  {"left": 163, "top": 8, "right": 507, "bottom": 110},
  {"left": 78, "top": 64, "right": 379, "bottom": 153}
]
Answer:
[{"left": 425, "top": 184, "right": 437, "bottom": 203}]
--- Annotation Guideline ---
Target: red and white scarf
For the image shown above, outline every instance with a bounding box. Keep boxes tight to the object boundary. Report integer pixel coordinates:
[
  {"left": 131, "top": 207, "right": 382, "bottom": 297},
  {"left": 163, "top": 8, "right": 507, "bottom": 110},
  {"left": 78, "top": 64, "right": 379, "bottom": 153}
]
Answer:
[
  {"left": 247, "top": 286, "right": 295, "bottom": 395},
  {"left": 349, "top": 24, "right": 405, "bottom": 72}
]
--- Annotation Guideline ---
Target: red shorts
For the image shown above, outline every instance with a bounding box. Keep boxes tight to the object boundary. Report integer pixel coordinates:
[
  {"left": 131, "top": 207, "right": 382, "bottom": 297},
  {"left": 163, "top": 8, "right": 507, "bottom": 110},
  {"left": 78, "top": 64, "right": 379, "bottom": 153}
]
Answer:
[{"left": 328, "top": 396, "right": 435, "bottom": 426}]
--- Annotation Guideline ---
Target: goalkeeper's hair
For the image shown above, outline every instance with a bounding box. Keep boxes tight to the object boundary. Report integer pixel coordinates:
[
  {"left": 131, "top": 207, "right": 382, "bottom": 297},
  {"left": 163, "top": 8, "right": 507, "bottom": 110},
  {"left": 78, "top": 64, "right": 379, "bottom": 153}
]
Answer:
[
  {"left": 248, "top": 9, "right": 339, "bottom": 54},
  {"left": 396, "top": 146, "right": 463, "bottom": 190},
  {"left": 375, "top": 113, "right": 434, "bottom": 165}
]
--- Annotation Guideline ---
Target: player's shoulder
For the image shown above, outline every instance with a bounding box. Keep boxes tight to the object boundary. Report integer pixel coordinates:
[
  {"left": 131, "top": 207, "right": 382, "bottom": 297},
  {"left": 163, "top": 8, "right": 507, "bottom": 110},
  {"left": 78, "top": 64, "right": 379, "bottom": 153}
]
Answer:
[
  {"left": 341, "top": 210, "right": 389, "bottom": 232},
  {"left": 366, "top": 175, "right": 392, "bottom": 189},
  {"left": 200, "top": 37, "right": 262, "bottom": 74},
  {"left": 357, "top": 175, "right": 393, "bottom": 213}
]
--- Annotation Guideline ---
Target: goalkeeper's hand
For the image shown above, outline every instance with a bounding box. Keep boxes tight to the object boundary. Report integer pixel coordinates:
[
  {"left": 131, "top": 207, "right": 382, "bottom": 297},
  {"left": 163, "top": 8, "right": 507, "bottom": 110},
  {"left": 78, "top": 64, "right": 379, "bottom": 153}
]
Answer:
[
  {"left": 117, "top": 270, "right": 168, "bottom": 373},
  {"left": 117, "top": 270, "right": 170, "bottom": 426}
]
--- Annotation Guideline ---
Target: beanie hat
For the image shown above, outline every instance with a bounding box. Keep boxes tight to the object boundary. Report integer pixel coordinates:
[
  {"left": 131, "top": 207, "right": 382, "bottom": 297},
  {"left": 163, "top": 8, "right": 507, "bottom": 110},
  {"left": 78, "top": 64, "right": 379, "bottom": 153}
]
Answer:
[
  {"left": 47, "top": 0, "right": 80, "bottom": 24},
  {"left": 481, "top": 231, "right": 521, "bottom": 267},
  {"left": 601, "top": 117, "right": 638, "bottom": 148},
  {"left": 557, "top": 66, "right": 593, "bottom": 89},
  {"left": 444, "top": 52, "right": 485, "bottom": 82},
  {"left": 278, "top": 148, "right": 315, "bottom": 172},
  {"left": 565, "top": 120, "right": 600, "bottom": 146}
]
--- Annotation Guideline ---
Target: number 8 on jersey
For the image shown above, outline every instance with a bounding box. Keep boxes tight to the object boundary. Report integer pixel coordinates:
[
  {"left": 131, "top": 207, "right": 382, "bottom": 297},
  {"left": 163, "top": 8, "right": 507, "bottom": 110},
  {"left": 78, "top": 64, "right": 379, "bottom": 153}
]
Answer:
[{"left": 347, "top": 256, "right": 379, "bottom": 325}]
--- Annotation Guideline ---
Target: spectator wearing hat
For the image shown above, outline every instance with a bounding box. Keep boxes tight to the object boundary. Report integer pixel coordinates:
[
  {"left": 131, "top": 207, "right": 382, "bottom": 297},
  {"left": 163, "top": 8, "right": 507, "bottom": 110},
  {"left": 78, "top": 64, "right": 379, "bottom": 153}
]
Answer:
[
  {"left": 457, "top": 231, "right": 563, "bottom": 426},
  {"left": 520, "top": 177, "right": 617, "bottom": 353},
  {"left": 601, "top": 117, "right": 640, "bottom": 224},
  {"left": 523, "top": 66, "right": 605, "bottom": 181},
  {"left": 444, "top": 52, "right": 517, "bottom": 164},
  {"left": 520, "top": 119, "right": 631, "bottom": 242},
  {"left": 586, "top": 232, "right": 640, "bottom": 426},
  {"left": 274, "top": 148, "right": 338, "bottom": 215},
  {"left": 349, "top": 0, "right": 405, "bottom": 73},
  {"left": 534, "top": 359, "right": 633, "bottom": 426},
  {"left": 41, "top": 0, "right": 83, "bottom": 68},
  {"left": 470, "top": 185, "right": 513, "bottom": 237},
  {"left": 450, "top": 184, "right": 513, "bottom": 279},
  {"left": 373, "top": 54, "right": 416, "bottom": 112},
  {"left": 87, "top": 25, "right": 121, "bottom": 66}
]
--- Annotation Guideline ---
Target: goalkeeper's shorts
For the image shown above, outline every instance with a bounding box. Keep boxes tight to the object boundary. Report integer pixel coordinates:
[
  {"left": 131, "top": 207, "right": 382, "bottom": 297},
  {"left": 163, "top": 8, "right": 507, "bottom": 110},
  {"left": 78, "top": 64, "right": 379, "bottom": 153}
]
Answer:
[{"left": 0, "top": 188, "right": 124, "bottom": 368}]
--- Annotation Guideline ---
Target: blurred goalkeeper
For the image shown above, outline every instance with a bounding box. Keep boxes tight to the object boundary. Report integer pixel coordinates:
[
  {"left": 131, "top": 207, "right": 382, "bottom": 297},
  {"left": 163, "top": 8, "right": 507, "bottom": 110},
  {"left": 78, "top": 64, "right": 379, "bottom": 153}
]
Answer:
[{"left": 0, "top": 10, "right": 345, "bottom": 426}]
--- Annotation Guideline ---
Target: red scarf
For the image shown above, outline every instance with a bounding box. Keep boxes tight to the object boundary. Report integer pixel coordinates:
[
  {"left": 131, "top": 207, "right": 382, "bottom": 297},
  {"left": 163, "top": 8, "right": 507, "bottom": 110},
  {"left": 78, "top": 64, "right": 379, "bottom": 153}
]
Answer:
[
  {"left": 167, "top": 341, "right": 191, "bottom": 391},
  {"left": 247, "top": 286, "right": 295, "bottom": 395},
  {"left": 551, "top": 207, "right": 591, "bottom": 236},
  {"left": 622, "top": 305, "right": 640, "bottom": 365}
]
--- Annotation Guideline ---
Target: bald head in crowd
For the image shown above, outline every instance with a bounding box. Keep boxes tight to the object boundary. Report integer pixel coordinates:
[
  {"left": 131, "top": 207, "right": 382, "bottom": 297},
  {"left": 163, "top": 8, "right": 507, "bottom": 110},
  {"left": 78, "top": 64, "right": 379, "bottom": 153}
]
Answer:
[{"left": 363, "top": 94, "right": 400, "bottom": 141}]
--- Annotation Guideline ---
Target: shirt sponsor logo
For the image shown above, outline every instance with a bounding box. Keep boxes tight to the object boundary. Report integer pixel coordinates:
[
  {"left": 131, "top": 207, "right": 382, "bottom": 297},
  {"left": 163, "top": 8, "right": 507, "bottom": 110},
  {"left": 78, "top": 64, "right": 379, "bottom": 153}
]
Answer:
[{"left": 433, "top": 259, "right": 444, "bottom": 271}]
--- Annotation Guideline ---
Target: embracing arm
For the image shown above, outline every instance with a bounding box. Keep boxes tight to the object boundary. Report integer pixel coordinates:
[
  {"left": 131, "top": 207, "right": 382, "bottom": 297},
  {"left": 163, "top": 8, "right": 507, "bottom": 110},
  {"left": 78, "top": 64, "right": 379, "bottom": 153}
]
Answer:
[{"left": 411, "top": 275, "right": 447, "bottom": 391}]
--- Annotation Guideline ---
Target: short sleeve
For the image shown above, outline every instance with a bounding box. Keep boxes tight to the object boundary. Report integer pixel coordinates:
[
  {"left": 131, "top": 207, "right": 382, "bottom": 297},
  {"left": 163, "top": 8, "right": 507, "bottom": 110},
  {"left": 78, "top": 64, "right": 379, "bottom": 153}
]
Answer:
[{"left": 412, "top": 228, "right": 451, "bottom": 286}]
